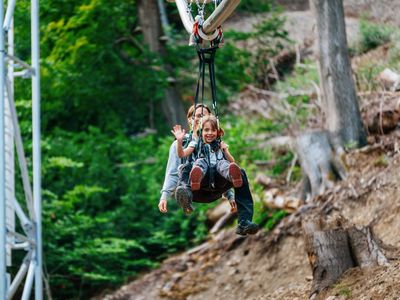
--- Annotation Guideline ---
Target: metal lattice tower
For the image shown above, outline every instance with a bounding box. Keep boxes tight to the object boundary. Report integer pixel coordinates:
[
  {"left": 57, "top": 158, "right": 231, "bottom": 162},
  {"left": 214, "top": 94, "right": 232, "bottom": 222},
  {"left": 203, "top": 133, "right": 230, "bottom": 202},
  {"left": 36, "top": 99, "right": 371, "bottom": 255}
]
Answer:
[{"left": 0, "top": 0, "right": 42, "bottom": 299}]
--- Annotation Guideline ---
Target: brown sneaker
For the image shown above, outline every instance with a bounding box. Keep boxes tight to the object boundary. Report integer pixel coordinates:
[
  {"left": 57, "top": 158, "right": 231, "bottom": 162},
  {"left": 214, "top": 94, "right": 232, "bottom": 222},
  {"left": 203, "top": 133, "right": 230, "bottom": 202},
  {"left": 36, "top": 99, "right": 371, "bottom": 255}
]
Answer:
[
  {"left": 229, "top": 163, "right": 243, "bottom": 188},
  {"left": 189, "top": 166, "right": 203, "bottom": 191}
]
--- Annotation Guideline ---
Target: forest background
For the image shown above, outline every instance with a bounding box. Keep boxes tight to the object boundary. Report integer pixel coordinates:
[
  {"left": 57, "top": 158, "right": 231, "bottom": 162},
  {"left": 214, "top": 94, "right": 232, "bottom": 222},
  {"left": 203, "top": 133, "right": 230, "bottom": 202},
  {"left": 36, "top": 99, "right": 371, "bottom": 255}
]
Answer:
[{"left": 10, "top": 0, "right": 397, "bottom": 299}]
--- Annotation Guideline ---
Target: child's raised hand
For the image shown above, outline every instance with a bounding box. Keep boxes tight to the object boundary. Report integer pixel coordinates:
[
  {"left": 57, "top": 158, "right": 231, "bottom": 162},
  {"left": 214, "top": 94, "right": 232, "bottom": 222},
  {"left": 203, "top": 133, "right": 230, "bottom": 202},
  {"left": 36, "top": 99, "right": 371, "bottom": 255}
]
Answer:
[{"left": 171, "top": 125, "right": 186, "bottom": 141}]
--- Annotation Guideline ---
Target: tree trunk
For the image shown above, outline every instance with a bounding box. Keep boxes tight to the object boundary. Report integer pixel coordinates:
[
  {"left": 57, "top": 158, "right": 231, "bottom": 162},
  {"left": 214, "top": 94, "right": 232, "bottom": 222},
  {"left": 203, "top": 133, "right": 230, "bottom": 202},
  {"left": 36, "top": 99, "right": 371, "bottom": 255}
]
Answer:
[
  {"left": 295, "top": 130, "right": 347, "bottom": 201},
  {"left": 302, "top": 216, "right": 389, "bottom": 297},
  {"left": 137, "top": 0, "right": 187, "bottom": 128},
  {"left": 293, "top": 0, "right": 368, "bottom": 199},
  {"left": 310, "top": 0, "right": 367, "bottom": 147}
]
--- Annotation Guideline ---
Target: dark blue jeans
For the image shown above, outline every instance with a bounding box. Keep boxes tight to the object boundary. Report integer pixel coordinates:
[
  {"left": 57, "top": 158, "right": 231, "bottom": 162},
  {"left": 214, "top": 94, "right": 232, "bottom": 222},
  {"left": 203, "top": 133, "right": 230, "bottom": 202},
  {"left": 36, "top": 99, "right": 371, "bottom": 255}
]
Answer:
[{"left": 178, "top": 162, "right": 254, "bottom": 223}]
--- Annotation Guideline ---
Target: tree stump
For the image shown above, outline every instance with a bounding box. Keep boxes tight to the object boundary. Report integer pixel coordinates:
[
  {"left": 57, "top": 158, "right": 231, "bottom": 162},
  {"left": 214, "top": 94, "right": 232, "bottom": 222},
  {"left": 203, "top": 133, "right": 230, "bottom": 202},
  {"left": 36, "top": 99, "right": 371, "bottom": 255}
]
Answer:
[
  {"left": 347, "top": 226, "right": 389, "bottom": 268},
  {"left": 302, "top": 216, "right": 389, "bottom": 298}
]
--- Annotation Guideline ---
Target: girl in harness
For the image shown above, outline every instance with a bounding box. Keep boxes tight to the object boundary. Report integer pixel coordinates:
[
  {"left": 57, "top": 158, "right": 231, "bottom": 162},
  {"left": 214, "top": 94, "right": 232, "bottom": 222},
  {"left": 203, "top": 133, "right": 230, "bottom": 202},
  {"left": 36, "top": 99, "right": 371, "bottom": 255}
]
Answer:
[
  {"left": 172, "top": 115, "right": 243, "bottom": 191},
  {"left": 163, "top": 105, "right": 258, "bottom": 235}
]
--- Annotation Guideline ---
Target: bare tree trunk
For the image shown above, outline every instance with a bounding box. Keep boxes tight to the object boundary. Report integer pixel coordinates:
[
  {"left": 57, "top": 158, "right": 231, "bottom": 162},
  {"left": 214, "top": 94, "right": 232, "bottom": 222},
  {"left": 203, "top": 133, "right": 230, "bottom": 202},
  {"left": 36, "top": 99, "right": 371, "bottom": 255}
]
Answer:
[
  {"left": 293, "top": 0, "right": 368, "bottom": 199},
  {"left": 295, "top": 130, "right": 347, "bottom": 201},
  {"left": 137, "top": 0, "right": 187, "bottom": 128},
  {"left": 302, "top": 216, "right": 389, "bottom": 297},
  {"left": 310, "top": 0, "right": 367, "bottom": 147}
]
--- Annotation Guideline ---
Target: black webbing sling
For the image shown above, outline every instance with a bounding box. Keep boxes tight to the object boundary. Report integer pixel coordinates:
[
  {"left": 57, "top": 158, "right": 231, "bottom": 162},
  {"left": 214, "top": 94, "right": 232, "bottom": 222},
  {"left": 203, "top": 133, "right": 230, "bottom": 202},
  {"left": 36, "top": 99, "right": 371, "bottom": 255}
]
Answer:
[{"left": 192, "top": 45, "right": 221, "bottom": 188}]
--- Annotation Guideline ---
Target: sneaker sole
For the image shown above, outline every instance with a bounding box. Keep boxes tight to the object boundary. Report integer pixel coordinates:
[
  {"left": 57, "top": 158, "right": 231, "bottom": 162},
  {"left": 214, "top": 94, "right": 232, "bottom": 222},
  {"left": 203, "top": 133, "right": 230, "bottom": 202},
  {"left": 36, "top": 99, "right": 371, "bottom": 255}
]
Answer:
[
  {"left": 245, "top": 226, "right": 259, "bottom": 235},
  {"left": 176, "top": 187, "right": 193, "bottom": 215},
  {"left": 236, "top": 225, "right": 259, "bottom": 236},
  {"left": 190, "top": 167, "right": 203, "bottom": 191},
  {"left": 229, "top": 163, "right": 243, "bottom": 188},
  {"left": 236, "top": 229, "right": 247, "bottom": 236}
]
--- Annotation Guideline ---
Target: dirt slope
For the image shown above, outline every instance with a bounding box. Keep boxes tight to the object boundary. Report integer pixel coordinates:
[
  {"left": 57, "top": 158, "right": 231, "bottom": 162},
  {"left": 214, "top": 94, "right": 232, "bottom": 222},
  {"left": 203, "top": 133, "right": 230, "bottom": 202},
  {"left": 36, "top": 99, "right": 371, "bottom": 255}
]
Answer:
[
  {"left": 94, "top": 7, "right": 400, "bottom": 300},
  {"left": 96, "top": 130, "right": 400, "bottom": 300}
]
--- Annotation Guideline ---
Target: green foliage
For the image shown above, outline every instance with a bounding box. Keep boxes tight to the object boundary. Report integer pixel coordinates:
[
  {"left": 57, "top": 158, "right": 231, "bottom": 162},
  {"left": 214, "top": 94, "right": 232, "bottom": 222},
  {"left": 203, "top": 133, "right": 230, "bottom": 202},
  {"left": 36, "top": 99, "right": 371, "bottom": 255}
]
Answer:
[
  {"left": 265, "top": 210, "right": 288, "bottom": 230},
  {"left": 167, "top": 6, "right": 288, "bottom": 105},
  {"left": 222, "top": 117, "right": 275, "bottom": 163},
  {"left": 41, "top": 128, "right": 214, "bottom": 298},
  {"left": 237, "top": 0, "right": 271, "bottom": 13},
  {"left": 166, "top": 39, "right": 252, "bottom": 107},
  {"left": 10, "top": 0, "right": 294, "bottom": 298},
  {"left": 251, "top": 13, "right": 290, "bottom": 87},
  {"left": 215, "top": 44, "right": 253, "bottom": 101},
  {"left": 220, "top": 116, "right": 293, "bottom": 230},
  {"left": 14, "top": 0, "right": 168, "bottom": 135},
  {"left": 273, "top": 60, "right": 320, "bottom": 130},
  {"left": 356, "top": 19, "right": 393, "bottom": 54},
  {"left": 39, "top": 111, "right": 292, "bottom": 300},
  {"left": 225, "top": 11, "right": 290, "bottom": 88},
  {"left": 334, "top": 283, "right": 352, "bottom": 297},
  {"left": 352, "top": 36, "right": 400, "bottom": 93},
  {"left": 275, "top": 60, "right": 319, "bottom": 92}
]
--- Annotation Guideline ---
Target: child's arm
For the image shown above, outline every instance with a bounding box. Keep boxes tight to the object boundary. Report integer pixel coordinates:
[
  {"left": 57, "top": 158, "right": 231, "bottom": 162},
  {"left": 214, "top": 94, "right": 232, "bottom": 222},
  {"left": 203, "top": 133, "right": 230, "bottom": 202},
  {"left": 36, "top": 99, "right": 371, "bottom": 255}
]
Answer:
[
  {"left": 171, "top": 125, "right": 195, "bottom": 158},
  {"left": 177, "top": 140, "right": 195, "bottom": 158},
  {"left": 220, "top": 141, "right": 235, "bottom": 162}
]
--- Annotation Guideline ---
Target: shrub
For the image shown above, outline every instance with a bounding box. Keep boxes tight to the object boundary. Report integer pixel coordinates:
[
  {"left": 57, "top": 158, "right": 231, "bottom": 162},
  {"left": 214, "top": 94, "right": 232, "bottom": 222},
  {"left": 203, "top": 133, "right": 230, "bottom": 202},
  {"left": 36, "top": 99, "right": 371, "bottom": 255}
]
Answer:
[{"left": 357, "top": 19, "right": 392, "bottom": 54}]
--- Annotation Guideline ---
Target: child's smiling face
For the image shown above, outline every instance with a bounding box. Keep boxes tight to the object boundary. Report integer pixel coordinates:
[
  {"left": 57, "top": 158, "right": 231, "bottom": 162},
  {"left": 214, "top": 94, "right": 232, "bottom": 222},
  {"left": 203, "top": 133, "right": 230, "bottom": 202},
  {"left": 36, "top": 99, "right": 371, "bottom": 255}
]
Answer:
[{"left": 202, "top": 121, "right": 218, "bottom": 144}]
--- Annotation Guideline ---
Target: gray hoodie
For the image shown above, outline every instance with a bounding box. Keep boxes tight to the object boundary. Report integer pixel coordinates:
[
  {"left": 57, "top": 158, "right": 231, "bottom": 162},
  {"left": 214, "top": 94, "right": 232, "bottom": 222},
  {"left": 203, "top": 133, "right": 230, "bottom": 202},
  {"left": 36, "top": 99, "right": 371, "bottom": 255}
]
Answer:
[{"left": 160, "top": 140, "right": 234, "bottom": 201}]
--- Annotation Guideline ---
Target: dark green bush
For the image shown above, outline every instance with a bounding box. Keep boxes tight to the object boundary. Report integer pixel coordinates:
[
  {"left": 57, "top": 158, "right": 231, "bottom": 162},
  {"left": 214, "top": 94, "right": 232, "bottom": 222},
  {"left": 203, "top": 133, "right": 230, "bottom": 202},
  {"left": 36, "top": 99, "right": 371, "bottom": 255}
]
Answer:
[
  {"left": 358, "top": 19, "right": 392, "bottom": 54},
  {"left": 10, "top": 1, "right": 294, "bottom": 299}
]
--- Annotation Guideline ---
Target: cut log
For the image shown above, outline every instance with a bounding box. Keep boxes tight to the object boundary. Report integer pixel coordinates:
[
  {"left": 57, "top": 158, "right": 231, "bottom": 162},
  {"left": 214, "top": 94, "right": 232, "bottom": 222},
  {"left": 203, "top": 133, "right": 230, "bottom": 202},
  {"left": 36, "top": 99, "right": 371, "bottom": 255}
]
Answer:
[
  {"left": 255, "top": 174, "right": 273, "bottom": 188},
  {"left": 255, "top": 174, "right": 286, "bottom": 189},
  {"left": 210, "top": 212, "right": 235, "bottom": 234},
  {"left": 206, "top": 200, "right": 235, "bottom": 229},
  {"left": 263, "top": 188, "right": 301, "bottom": 212},
  {"left": 302, "top": 216, "right": 389, "bottom": 297}
]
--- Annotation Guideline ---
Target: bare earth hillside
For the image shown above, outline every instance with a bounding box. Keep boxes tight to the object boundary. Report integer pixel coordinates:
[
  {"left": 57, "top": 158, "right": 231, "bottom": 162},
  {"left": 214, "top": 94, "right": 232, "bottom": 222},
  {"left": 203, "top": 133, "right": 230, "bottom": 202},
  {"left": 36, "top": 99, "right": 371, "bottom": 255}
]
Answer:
[
  {"left": 94, "top": 7, "right": 400, "bottom": 300},
  {"left": 96, "top": 129, "right": 400, "bottom": 300}
]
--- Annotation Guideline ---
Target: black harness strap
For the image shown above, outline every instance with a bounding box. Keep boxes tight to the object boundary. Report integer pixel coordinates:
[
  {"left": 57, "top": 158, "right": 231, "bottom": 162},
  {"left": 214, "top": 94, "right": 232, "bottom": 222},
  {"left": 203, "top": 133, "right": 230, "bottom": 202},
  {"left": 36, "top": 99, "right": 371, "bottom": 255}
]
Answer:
[
  {"left": 194, "top": 45, "right": 220, "bottom": 122},
  {"left": 193, "top": 45, "right": 221, "bottom": 154},
  {"left": 192, "top": 42, "right": 226, "bottom": 189}
]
